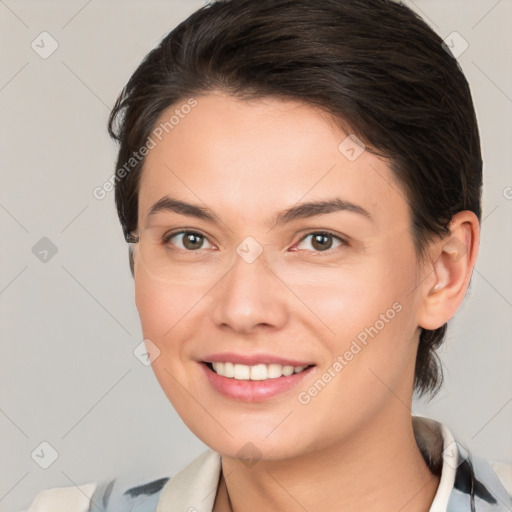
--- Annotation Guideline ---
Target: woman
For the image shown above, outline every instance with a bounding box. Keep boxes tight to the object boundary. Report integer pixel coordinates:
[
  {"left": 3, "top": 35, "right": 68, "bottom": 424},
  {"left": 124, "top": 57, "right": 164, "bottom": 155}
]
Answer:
[{"left": 22, "top": 0, "right": 512, "bottom": 510}]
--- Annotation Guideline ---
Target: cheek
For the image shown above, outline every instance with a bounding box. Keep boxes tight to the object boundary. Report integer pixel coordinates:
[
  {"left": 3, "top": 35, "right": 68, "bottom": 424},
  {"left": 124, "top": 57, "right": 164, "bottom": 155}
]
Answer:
[
  {"left": 134, "top": 277, "right": 169, "bottom": 338},
  {"left": 290, "top": 256, "right": 411, "bottom": 339},
  {"left": 134, "top": 274, "right": 200, "bottom": 412},
  {"left": 300, "top": 250, "right": 419, "bottom": 387},
  {"left": 134, "top": 268, "right": 198, "bottom": 346}
]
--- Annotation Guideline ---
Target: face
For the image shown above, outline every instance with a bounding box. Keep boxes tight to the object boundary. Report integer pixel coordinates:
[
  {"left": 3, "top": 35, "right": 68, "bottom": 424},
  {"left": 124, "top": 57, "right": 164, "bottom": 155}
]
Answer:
[{"left": 134, "top": 90, "right": 427, "bottom": 461}]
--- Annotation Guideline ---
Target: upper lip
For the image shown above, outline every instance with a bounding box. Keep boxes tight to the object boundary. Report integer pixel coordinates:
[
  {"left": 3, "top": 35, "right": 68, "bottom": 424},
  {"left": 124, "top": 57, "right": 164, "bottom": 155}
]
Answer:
[{"left": 201, "top": 352, "right": 315, "bottom": 367}]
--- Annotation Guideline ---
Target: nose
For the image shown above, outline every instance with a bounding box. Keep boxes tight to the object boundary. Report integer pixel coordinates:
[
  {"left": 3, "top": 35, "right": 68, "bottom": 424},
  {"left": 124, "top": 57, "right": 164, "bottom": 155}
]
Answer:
[{"left": 211, "top": 246, "right": 290, "bottom": 335}]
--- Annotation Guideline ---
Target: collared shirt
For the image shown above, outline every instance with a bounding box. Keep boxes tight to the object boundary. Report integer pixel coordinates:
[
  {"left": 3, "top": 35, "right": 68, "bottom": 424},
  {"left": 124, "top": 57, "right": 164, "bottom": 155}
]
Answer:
[{"left": 21, "top": 415, "right": 512, "bottom": 511}]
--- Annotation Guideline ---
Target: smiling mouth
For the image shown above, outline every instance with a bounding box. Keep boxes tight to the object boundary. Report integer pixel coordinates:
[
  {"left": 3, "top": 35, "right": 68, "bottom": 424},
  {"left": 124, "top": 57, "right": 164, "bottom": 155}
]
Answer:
[{"left": 204, "top": 361, "right": 316, "bottom": 380}]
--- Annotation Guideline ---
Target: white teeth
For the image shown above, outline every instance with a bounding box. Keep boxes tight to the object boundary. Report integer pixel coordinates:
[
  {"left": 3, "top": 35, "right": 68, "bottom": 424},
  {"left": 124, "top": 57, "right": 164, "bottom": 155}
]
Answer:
[
  {"left": 234, "top": 363, "right": 250, "bottom": 380},
  {"left": 250, "top": 364, "right": 267, "bottom": 380},
  {"left": 267, "top": 364, "right": 284, "bottom": 379},
  {"left": 223, "top": 362, "right": 234, "bottom": 378},
  {"left": 210, "top": 362, "right": 309, "bottom": 380},
  {"left": 282, "top": 365, "right": 294, "bottom": 376}
]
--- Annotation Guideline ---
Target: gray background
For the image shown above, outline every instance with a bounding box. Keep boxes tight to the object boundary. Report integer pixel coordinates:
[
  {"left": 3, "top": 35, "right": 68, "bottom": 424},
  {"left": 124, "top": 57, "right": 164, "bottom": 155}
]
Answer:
[{"left": 1, "top": 1, "right": 511, "bottom": 510}]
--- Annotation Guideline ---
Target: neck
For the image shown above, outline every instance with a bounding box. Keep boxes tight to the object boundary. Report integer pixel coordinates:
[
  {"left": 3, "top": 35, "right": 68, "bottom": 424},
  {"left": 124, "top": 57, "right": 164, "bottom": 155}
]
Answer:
[{"left": 214, "top": 409, "right": 440, "bottom": 512}]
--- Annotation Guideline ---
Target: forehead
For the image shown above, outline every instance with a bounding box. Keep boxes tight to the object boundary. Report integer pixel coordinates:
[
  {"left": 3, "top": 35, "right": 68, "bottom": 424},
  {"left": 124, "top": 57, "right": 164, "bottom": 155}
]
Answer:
[{"left": 137, "top": 91, "right": 410, "bottom": 232}]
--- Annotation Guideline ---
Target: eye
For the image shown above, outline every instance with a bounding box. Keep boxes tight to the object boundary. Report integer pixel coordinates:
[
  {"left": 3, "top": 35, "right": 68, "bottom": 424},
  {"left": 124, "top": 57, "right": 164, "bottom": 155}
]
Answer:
[
  {"left": 163, "top": 230, "right": 215, "bottom": 251},
  {"left": 293, "top": 231, "right": 346, "bottom": 252}
]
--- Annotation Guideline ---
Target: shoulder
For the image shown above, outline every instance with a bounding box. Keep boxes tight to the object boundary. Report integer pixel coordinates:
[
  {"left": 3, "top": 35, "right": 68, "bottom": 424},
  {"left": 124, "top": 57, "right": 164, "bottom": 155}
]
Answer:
[
  {"left": 412, "top": 415, "right": 512, "bottom": 510},
  {"left": 17, "top": 449, "right": 219, "bottom": 512},
  {"left": 473, "top": 457, "right": 512, "bottom": 502},
  {"left": 92, "top": 474, "right": 170, "bottom": 511},
  {"left": 15, "top": 482, "right": 97, "bottom": 512},
  {"left": 17, "top": 474, "right": 170, "bottom": 512},
  {"left": 445, "top": 437, "right": 512, "bottom": 510},
  {"left": 489, "top": 460, "right": 512, "bottom": 497}
]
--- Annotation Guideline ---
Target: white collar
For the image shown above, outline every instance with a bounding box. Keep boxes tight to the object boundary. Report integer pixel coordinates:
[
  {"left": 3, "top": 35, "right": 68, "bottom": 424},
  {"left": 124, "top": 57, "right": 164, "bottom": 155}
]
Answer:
[{"left": 156, "top": 446, "right": 221, "bottom": 512}]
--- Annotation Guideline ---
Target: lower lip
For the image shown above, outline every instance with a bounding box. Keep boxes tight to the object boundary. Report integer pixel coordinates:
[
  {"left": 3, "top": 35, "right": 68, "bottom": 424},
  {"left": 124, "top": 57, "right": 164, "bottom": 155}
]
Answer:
[{"left": 199, "top": 362, "right": 316, "bottom": 402}]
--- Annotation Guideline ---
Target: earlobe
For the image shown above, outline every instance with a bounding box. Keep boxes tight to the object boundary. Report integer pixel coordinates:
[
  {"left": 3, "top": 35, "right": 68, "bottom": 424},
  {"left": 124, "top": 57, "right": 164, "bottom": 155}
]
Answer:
[{"left": 418, "top": 211, "right": 480, "bottom": 330}]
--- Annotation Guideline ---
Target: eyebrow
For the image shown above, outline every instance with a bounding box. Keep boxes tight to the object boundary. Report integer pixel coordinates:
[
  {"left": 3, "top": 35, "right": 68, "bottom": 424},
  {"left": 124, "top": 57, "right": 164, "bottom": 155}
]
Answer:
[{"left": 147, "top": 195, "right": 372, "bottom": 227}]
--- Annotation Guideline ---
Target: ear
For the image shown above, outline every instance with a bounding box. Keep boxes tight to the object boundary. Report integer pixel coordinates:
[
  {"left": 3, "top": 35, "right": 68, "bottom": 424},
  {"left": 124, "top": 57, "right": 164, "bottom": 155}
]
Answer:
[{"left": 417, "top": 211, "right": 480, "bottom": 330}]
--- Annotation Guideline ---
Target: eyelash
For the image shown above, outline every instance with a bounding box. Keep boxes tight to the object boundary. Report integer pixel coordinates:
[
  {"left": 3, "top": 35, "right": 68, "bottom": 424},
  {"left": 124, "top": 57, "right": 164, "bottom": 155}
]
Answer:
[{"left": 162, "top": 230, "right": 348, "bottom": 254}]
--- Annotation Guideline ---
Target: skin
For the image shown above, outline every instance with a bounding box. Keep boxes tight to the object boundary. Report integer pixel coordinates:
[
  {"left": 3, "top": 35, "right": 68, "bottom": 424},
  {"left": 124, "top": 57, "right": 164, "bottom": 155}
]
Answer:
[{"left": 133, "top": 90, "right": 479, "bottom": 512}]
